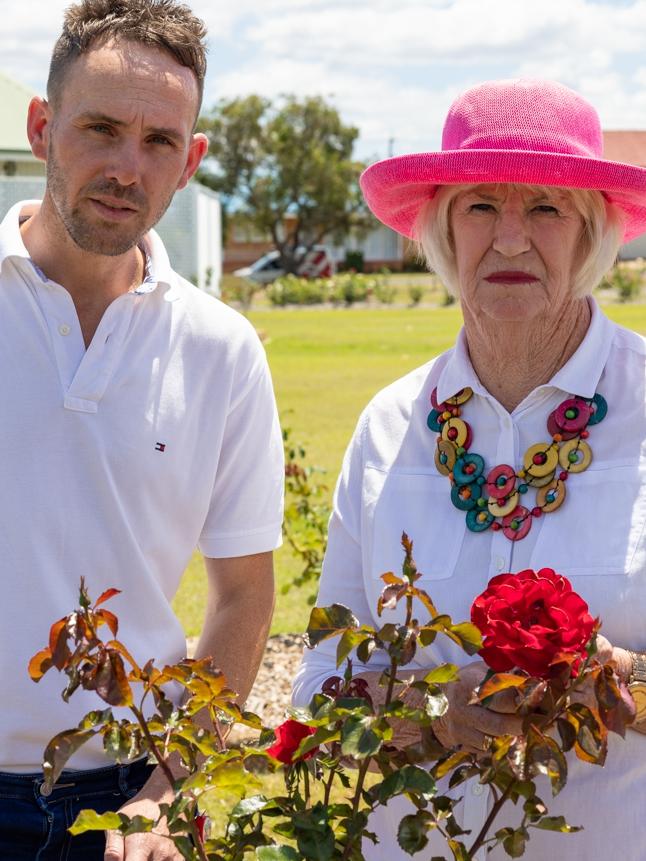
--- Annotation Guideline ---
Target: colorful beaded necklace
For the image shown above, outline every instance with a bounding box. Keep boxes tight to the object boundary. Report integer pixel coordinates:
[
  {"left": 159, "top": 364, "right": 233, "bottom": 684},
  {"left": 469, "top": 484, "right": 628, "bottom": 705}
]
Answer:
[{"left": 427, "top": 387, "right": 608, "bottom": 542}]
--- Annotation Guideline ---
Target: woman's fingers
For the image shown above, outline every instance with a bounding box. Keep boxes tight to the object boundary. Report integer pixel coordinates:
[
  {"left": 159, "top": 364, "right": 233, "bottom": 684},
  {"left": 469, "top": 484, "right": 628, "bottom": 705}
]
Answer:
[{"left": 432, "top": 661, "right": 524, "bottom": 750}]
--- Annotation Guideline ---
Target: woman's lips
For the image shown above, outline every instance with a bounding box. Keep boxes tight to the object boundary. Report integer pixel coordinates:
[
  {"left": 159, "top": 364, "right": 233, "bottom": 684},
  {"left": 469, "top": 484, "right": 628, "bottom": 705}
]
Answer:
[{"left": 484, "top": 271, "right": 539, "bottom": 284}]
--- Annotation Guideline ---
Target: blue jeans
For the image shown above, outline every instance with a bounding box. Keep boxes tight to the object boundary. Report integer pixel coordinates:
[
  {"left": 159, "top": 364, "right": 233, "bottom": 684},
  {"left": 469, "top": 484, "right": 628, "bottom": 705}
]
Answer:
[{"left": 0, "top": 758, "right": 155, "bottom": 860}]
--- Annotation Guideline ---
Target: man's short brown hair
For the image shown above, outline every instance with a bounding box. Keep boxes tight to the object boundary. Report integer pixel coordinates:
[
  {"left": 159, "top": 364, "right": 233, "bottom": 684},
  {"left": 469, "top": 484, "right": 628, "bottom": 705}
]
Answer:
[{"left": 47, "top": 0, "right": 207, "bottom": 110}]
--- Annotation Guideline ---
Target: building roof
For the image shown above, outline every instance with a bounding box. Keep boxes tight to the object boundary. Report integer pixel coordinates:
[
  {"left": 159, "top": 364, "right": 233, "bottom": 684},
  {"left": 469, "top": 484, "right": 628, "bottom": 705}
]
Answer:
[
  {"left": 0, "top": 71, "right": 36, "bottom": 154},
  {"left": 603, "top": 131, "right": 646, "bottom": 167}
]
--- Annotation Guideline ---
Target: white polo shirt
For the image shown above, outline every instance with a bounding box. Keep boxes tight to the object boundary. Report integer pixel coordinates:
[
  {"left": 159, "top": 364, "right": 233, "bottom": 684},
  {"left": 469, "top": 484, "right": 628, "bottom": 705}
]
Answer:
[
  {"left": 293, "top": 298, "right": 646, "bottom": 861},
  {"left": 0, "top": 201, "right": 284, "bottom": 771}
]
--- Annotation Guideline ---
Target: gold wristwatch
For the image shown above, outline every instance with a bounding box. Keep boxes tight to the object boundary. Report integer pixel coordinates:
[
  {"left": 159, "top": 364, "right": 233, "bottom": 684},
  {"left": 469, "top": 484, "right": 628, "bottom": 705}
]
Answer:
[{"left": 628, "top": 651, "right": 646, "bottom": 725}]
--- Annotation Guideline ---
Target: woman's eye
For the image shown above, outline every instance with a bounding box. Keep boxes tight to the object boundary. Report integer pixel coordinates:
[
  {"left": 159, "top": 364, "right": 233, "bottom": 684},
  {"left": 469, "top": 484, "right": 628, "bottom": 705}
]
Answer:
[
  {"left": 469, "top": 203, "right": 495, "bottom": 212},
  {"left": 533, "top": 204, "right": 559, "bottom": 214}
]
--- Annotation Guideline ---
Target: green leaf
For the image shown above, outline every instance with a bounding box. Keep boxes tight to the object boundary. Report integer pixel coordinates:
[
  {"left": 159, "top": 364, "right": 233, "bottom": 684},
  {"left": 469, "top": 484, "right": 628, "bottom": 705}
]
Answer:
[
  {"left": 336, "top": 629, "right": 370, "bottom": 668},
  {"left": 424, "top": 664, "right": 459, "bottom": 684},
  {"left": 397, "top": 813, "right": 430, "bottom": 855},
  {"left": 340, "top": 715, "right": 382, "bottom": 759},
  {"left": 305, "top": 605, "right": 358, "bottom": 648},
  {"left": 69, "top": 809, "right": 122, "bottom": 835},
  {"left": 447, "top": 622, "right": 483, "bottom": 654},
  {"left": 534, "top": 815, "right": 581, "bottom": 833},
  {"left": 448, "top": 838, "right": 470, "bottom": 860},
  {"left": 433, "top": 749, "right": 472, "bottom": 779},
  {"left": 256, "top": 847, "right": 300, "bottom": 861},
  {"left": 231, "top": 795, "right": 271, "bottom": 818},
  {"left": 502, "top": 827, "right": 527, "bottom": 857},
  {"left": 375, "top": 765, "right": 436, "bottom": 803}
]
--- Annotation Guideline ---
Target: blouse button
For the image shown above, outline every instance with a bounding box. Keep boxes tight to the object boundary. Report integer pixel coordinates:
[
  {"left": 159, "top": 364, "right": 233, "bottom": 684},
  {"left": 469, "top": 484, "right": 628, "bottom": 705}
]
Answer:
[{"left": 58, "top": 323, "right": 71, "bottom": 336}]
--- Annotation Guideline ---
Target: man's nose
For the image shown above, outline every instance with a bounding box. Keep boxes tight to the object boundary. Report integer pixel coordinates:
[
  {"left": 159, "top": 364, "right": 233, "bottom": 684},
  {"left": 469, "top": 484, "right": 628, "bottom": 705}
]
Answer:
[
  {"left": 104, "top": 141, "right": 141, "bottom": 187},
  {"left": 491, "top": 210, "right": 531, "bottom": 257}
]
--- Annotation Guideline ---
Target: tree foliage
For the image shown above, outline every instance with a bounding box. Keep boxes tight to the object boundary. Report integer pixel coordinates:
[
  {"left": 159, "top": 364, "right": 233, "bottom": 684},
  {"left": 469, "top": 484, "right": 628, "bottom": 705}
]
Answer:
[{"left": 197, "top": 95, "right": 373, "bottom": 272}]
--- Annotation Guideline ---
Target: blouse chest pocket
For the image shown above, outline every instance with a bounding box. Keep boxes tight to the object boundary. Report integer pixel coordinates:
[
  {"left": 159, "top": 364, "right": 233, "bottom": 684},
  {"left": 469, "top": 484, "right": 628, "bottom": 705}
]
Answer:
[
  {"left": 529, "top": 465, "right": 646, "bottom": 577},
  {"left": 362, "top": 466, "right": 466, "bottom": 594}
]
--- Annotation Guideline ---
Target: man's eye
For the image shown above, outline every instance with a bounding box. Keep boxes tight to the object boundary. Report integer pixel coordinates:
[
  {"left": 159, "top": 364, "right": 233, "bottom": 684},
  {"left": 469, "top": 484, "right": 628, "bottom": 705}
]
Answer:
[
  {"left": 90, "top": 124, "right": 111, "bottom": 134},
  {"left": 150, "top": 136, "right": 173, "bottom": 146}
]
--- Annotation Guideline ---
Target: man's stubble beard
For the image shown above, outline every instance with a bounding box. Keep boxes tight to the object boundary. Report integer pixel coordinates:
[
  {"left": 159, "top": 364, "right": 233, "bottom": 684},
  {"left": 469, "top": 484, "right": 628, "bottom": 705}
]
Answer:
[{"left": 45, "top": 142, "right": 176, "bottom": 257}]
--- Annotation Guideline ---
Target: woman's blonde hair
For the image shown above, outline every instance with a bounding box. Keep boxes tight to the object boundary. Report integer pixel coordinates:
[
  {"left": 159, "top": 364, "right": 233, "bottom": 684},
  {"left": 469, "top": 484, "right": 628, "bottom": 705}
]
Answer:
[{"left": 415, "top": 183, "right": 624, "bottom": 298}]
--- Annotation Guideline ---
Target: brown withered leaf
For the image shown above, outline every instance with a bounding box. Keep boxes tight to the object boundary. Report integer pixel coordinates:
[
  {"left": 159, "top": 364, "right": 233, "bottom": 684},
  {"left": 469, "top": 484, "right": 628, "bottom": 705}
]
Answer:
[
  {"left": 377, "top": 584, "right": 407, "bottom": 615},
  {"left": 94, "top": 609, "right": 118, "bottom": 638},
  {"left": 526, "top": 725, "right": 568, "bottom": 795},
  {"left": 84, "top": 649, "right": 133, "bottom": 707},
  {"left": 49, "top": 618, "right": 72, "bottom": 670},
  {"left": 28, "top": 647, "right": 54, "bottom": 681},
  {"left": 43, "top": 727, "right": 97, "bottom": 789},
  {"left": 106, "top": 640, "right": 141, "bottom": 675},
  {"left": 94, "top": 587, "right": 121, "bottom": 608},
  {"left": 409, "top": 586, "right": 438, "bottom": 618},
  {"left": 472, "top": 673, "right": 528, "bottom": 703}
]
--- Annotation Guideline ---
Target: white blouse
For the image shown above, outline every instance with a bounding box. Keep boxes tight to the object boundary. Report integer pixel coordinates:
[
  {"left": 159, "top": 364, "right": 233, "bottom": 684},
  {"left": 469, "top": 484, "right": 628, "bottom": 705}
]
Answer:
[{"left": 293, "top": 298, "right": 646, "bottom": 860}]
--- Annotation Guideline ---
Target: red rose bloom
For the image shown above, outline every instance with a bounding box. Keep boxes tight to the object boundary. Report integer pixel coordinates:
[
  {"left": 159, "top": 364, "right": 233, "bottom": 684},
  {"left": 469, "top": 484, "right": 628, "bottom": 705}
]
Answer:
[
  {"left": 471, "top": 568, "right": 595, "bottom": 678},
  {"left": 266, "top": 719, "right": 318, "bottom": 764}
]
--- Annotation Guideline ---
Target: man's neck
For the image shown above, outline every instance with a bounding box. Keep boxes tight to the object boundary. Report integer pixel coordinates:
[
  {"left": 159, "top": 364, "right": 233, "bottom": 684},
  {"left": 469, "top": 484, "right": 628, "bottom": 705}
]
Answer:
[
  {"left": 19, "top": 198, "right": 145, "bottom": 347},
  {"left": 462, "top": 298, "right": 592, "bottom": 413}
]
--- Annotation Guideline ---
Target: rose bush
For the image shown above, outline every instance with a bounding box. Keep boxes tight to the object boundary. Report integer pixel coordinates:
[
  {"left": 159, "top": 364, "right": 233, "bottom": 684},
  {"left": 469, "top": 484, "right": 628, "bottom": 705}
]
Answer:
[{"left": 471, "top": 567, "right": 596, "bottom": 677}]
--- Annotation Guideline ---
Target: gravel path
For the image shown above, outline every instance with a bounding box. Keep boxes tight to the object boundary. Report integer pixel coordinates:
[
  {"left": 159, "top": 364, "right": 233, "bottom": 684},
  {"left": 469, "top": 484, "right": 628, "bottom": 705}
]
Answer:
[{"left": 187, "top": 633, "right": 306, "bottom": 730}]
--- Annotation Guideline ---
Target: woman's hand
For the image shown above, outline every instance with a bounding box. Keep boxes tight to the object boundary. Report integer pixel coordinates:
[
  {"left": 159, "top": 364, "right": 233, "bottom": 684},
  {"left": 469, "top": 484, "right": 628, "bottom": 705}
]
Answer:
[{"left": 431, "top": 661, "right": 524, "bottom": 753}]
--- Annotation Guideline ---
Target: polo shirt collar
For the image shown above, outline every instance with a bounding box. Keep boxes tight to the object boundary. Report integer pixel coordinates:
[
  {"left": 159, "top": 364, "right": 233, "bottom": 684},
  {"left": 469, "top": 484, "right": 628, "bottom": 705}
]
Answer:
[
  {"left": 0, "top": 200, "right": 178, "bottom": 300},
  {"left": 435, "top": 297, "right": 613, "bottom": 404}
]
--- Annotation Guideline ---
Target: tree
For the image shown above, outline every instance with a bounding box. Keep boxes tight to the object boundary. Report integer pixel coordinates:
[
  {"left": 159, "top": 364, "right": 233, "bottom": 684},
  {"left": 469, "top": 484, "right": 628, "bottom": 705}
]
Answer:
[{"left": 197, "top": 95, "right": 373, "bottom": 273}]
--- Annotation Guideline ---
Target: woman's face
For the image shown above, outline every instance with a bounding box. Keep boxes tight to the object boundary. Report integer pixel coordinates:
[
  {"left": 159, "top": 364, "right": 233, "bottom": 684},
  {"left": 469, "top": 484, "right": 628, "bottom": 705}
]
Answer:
[{"left": 449, "top": 184, "right": 585, "bottom": 324}]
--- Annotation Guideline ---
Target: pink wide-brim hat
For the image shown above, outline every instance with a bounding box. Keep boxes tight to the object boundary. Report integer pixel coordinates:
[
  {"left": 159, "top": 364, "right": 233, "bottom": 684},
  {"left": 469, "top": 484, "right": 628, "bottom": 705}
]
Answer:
[{"left": 360, "top": 79, "right": 646, "bottom": 243}]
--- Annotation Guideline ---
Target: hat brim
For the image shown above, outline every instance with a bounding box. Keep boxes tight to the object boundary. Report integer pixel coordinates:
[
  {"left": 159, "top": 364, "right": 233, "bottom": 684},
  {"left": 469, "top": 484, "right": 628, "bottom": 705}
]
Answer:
[{"left": 360, "top": 149, "right": 646, "bottom": 243}]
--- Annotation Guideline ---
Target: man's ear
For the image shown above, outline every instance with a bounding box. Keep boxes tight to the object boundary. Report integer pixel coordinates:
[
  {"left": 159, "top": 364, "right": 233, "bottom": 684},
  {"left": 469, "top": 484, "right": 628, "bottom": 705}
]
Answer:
[
  {"left": 26, "top": 97, "right": 52, "bottom": 162},
  {"left": 177, "top": 132, "right": 208, "bottom": 191}
]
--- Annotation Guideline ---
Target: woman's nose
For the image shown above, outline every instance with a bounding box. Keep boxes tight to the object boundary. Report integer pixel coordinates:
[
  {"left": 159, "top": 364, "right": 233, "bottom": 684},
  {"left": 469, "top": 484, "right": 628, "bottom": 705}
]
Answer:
[{"left": 492, "top": 211, "right": 531, "bottom": 257}]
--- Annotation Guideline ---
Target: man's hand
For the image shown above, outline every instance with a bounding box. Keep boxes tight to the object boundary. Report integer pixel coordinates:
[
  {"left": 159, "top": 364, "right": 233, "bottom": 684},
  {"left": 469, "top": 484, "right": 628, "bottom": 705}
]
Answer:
[
  {"left": 104, "top": 784, "right": 181, "bottom": 860},
  {"left": 104, "top": 551, "right": 274, "bottom": 859}
]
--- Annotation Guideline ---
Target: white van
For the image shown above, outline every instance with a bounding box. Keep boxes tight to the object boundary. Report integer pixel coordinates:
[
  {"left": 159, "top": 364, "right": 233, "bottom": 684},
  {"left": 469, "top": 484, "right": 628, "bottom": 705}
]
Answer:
[{"left": 233, "top": 245, "right": 336, "bottom": 284}]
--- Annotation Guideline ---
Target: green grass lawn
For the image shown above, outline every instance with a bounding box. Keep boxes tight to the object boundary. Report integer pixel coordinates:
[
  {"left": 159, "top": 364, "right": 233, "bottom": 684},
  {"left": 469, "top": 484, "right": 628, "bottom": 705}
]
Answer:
[{"left": 172, "top": 300, "right": 646, "bottom": 637}]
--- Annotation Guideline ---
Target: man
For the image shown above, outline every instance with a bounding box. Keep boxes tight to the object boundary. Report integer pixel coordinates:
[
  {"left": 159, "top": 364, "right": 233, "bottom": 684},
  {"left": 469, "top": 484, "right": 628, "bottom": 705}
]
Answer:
[{"left": 0, "top": 1, "right": 283, "bottom": 858}]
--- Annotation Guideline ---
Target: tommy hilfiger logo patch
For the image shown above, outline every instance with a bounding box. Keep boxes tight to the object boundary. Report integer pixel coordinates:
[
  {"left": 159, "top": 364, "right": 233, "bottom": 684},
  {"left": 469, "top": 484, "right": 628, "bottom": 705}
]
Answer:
[{"left": 155, "top": 442, "right": 166, "bottom": 452}]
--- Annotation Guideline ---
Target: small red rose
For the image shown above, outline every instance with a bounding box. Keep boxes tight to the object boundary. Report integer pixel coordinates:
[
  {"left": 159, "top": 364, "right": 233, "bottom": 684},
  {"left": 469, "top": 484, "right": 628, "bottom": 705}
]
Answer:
[
  {"left": 471, "top": 568, "right": 595, "bottom": 679},
  {"left": 266, "top": 719, "right": 318, "bottom": 764}
]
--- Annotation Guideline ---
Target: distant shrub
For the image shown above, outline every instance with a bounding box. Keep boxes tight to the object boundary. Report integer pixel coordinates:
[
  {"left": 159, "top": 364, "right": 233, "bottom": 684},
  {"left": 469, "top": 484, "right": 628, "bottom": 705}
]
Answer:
[
  {"left": 372, "top": 273, "right": 397, "bottom": 304},
  {"left": 330, "top": 272, "right": 371, "bottom": 305},
  {"left": 601, "top": 261, "right": 645, "bottom": 303},
  {"left": 267, "top": 275, "right": 330, "bottom": 306},
  {"left": 408, "top": 284, "right": 425, "bottom": 306}
]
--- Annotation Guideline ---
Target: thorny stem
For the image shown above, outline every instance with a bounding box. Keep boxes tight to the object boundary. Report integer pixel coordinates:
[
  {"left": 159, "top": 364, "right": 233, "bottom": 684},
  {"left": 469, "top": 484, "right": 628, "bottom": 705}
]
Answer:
[
  {"left": 131, "top": 705, "right": 177, "bottom": 790},
  {"left": 130, "top": 706, "right": 209, "bottom": 861},
  {"left": 341, "top": 758, "right": 372, "bottom": 861},
  {"left": 467, "top": 780, "right": 514, "bottom": 858},
  {"left": 323, "top": 765, "right": 336, "bottom": 807},
  {"left": 385, "top": 655, "right": 399, "bottom": 706}
]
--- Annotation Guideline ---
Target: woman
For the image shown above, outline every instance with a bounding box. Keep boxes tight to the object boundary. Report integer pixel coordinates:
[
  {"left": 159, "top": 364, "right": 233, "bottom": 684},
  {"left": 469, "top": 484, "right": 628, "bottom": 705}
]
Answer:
[{"left": 293, "top": 78, "right": 646, "bottom": 860}]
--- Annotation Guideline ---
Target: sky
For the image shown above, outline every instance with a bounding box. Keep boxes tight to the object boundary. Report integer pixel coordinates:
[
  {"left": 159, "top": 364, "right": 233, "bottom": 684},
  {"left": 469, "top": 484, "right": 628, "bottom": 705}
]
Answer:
[{"left": 2, "top": 0, "right": 646, "bottom": 162}]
